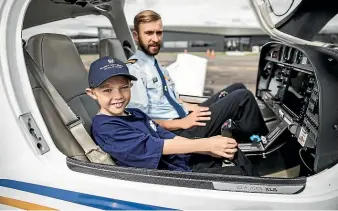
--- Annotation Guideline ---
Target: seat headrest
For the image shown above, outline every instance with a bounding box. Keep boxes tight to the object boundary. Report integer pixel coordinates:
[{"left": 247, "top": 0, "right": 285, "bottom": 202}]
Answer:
[
  {"left": 99, "top": 38, "right": 127, "bottom": 62},
  {"left": 27, "top": 33, "right": 89, "bottom": 102}
]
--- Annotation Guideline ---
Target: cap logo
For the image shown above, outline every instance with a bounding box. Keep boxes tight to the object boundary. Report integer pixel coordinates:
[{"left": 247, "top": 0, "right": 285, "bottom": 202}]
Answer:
[{"left": 108, "top": 59, "right": 114, "bottom": 64}]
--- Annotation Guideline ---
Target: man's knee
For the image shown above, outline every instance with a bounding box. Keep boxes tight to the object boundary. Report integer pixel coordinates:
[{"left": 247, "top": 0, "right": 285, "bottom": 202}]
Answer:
[
  {"left": 226, "top": 89, "right": 259, "bottom": 109},
  {"left": 231, "top": 88, "right": 253, "bottom": 100},
  {"left": 233, "top": 82, "right": 247, "bottom": 89},
  {"left": 225, "top": 83, "right": 247, "bottom": 92}
]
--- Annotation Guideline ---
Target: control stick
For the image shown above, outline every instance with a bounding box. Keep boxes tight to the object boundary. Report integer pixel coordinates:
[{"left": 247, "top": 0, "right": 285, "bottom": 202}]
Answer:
[{"left": 221, "top": 119, "right": 236, "bottom": 167}]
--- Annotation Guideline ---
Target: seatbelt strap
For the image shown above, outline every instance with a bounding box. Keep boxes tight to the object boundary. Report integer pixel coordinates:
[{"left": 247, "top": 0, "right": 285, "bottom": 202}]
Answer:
[{"left": 25, "top": 51, "right": 114, "bottom": 165}]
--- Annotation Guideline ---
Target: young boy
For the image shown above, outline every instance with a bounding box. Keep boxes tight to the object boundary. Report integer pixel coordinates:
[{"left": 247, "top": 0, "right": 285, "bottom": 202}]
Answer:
[{"left": 86, "top": 57, "right": 257, "bottom": 176}]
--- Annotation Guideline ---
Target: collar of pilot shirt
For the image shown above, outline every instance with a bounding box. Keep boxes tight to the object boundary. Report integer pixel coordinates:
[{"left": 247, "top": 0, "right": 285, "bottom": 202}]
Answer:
[{"left": 135, "top": 49, "right": 156, "bottom": 64}]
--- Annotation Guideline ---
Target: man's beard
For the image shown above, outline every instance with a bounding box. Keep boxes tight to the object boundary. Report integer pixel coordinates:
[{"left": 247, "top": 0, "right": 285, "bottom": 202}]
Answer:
[{"left": 139, "top": 39, "right": 161, "bottom": 56}]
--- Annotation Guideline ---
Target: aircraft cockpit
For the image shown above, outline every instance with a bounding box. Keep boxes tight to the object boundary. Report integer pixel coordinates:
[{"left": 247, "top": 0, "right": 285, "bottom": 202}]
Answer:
[
  {"left": 20, "top": 0, "right": 338, "bottom": 183},
  {"left": 1, "top": 0, "right": 338, "bottom": 209}
]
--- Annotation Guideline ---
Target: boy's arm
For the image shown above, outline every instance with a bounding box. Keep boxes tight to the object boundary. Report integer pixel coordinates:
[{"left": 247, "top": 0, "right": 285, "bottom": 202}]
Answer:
[
  {"left": 154, "top": 121, "right": 224, "bottom": 156},
  {"left": 163, "top": 136, "right": 237, "bottom": 159},
  {"left": 163, "top": 136, "right": 207, "bottom": 155}
]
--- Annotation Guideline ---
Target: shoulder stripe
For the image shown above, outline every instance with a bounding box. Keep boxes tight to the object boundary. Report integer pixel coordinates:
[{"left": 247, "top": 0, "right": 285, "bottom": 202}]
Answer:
[{"left": 126, "top": 59, "right": 138, "bottom": 64}]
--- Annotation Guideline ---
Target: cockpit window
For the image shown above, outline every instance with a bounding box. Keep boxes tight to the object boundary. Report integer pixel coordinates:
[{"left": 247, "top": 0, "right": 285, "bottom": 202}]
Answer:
[
  {"left": 313, "top": 14, "right": 338, "bottom": 44},
  {"left": 266, "top": 0, "right": 302, "bottom": 24}
]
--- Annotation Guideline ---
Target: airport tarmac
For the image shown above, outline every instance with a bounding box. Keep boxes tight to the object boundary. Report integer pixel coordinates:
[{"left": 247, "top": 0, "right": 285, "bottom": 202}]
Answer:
[
  {"left": 157, "top": 52, "right": 259, "bottom": 95},
  {"left": 81, "top": 53, "right": 259, "bottom": 95}
]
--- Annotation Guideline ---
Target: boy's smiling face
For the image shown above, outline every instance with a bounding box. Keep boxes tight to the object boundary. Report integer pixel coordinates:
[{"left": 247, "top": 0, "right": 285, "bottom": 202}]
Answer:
[{"left": 86, "top": 76, "right": 132, "bottom": 116}]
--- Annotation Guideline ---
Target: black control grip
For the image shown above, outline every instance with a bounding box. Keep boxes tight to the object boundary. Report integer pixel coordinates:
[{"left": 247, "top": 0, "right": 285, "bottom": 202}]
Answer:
[
  {"left": 221, "top": 119, "right": 237, "bottom": 167},
  {"left": 221, "top": 119, "right": 234, "bottom": 138}
]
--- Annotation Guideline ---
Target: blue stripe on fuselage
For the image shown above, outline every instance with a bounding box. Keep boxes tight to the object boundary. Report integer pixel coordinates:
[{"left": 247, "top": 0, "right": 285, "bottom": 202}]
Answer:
[{"left": 0, "top": 179, "right": 174, "bottom": 210}]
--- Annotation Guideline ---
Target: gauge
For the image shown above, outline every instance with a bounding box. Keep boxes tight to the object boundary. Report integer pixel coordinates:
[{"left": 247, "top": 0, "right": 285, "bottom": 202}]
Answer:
[
  {"left": 272, "top": 50, "right": 278, "bottom": 59},
  {"left": 295, "top": 51, "right": 301, "bottom": 64},
  {"left": 301, "top": 56, "right": 308, "bottom": 65}
]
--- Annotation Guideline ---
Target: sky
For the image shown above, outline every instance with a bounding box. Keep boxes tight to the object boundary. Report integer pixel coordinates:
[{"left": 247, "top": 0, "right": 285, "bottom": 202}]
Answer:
[
  {"left": 23, "top": 0, "right": 263, "bottom": 39},
  {"left": 124, "top": 0, "right": 260, "bottom": 28}
]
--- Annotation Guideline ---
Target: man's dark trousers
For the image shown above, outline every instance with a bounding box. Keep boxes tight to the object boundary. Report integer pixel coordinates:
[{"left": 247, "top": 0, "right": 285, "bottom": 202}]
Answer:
[
  {"left": 172, "top": 83, "right": 268, "bottom": 176},
  {"left": 173, "top": 83, "right": 268, "bottom": 141}
]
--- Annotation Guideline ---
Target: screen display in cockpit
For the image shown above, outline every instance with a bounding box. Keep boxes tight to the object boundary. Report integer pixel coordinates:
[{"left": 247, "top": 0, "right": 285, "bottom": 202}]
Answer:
[
  {"left": 267, "top": 68, "right": 283, "bottom": 97},
  {"left": 282, "top": 71, "right": 309, "bottom": 116}
]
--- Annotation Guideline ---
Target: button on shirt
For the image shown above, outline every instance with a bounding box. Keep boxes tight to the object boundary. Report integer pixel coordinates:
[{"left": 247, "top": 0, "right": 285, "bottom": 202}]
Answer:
[
  {"left": 127, "top": 50, "right": 189, "bottom": 119},
  {"left": 91, "top": 108, "right": 191, "bottom": 171}
]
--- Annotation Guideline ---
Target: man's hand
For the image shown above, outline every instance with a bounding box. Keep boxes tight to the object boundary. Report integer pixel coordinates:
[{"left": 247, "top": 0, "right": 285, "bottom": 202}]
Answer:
[
  {"left": 180, "top": 107, "right": 211, "bottom": 129},
  {"left": 206, "top": 136, "right": 238, "bottom": 159}
]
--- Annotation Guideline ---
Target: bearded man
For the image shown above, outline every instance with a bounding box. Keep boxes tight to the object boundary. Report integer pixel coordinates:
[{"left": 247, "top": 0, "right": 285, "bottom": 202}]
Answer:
[{"left": 126, "top": 10, "right": 268, "bottom": 149}]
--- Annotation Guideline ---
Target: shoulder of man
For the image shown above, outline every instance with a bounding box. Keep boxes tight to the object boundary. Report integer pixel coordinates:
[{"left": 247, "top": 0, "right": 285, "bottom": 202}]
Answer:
[
  {"left": 126, "top": 58, "right": 138, "bottom": 65},
  {"left": 126, "top": 57, "right": 148, "bottom": 78},
  {"left": 125, "top": 57, "right": 142, "bottom": 70}
]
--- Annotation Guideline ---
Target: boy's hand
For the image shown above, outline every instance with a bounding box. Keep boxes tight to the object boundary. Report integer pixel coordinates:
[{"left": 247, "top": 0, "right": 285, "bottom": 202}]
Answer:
[
  {"left": 180, "top": 107, "right": 211, "bottom": 129},
  {"left": 206, "top": 136, "right": 238, "bottom": 159}
]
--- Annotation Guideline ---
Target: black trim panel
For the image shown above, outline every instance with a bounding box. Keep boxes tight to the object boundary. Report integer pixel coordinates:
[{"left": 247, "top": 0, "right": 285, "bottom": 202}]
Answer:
[{"left": 67, "top": 157, "right": 306, "bottom": 193}]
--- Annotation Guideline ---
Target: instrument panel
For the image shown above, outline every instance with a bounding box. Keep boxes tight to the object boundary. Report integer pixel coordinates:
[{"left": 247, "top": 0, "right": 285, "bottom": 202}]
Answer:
[
  {"left": 257, "top": 44, "right": 319, "bottom": 150},
  {"left": 268, "top": 45, "right": 311, "bottom": 66},
  {"left": 253, "top": 42, "right": 333, "bottom": 172},
  {"left": 241, "top": 41, "right": 338, "bottom": 173}
]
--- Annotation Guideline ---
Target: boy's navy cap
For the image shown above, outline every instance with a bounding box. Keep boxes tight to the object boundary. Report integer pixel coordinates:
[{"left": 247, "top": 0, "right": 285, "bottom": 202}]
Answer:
[{"left": 88, "top": 56, "right": 137, "bottom": 88}]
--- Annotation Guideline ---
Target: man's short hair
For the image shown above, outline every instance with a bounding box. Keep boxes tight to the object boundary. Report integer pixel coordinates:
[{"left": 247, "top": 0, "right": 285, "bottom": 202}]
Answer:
[{"left": 133, "top": 10, "right": 161, "bottom": 32}]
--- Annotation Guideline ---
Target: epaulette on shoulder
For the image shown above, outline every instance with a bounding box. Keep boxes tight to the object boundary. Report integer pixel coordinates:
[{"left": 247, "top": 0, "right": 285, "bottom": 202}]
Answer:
[{"left": 126, "top": 59, "right": 138, "bottom": 64}]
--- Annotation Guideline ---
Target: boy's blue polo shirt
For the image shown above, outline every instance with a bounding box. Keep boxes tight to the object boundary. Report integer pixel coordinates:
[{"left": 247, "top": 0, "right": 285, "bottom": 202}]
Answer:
[{"left": 91, "top": 108, "right": 191, "bottom": 171}]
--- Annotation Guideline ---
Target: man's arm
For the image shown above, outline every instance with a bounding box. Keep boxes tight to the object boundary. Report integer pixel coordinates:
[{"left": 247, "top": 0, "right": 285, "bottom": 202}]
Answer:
[
  {"left": 153, "top": 119, "right": 184, "bottom": 131},
  {"left": 127, "top": 64, "right": 149, "bottom": 112},
  {"left": 154, "top": 106, "right": 211, "bottom": 131}
]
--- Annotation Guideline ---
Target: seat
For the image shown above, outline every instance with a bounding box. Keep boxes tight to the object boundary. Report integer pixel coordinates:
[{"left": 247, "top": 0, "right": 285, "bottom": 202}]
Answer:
[
  {"left": 24, "top": 49, "right": 88, "bottom": 161},
  {"left": 26, "top": 35, "right": 115, "bottom": 165},
  {"left": 98, "top": 38, "right": 128, "bottom": 62},
  {"left": 27, "top": 33, "right": 99, "bottom": 133},
  {"left": 122, "top": 40, "right": 134, "bottom": 59}
]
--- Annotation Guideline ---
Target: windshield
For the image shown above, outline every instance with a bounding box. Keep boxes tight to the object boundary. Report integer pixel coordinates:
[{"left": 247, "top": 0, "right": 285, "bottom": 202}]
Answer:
[
  {"left": 267, "top": 0, "right": 302, "bottom": 24},
  {"left": 313, "top": 14, "right": 338, "bottom": 44},
  {"left": 256, "top": 0, "right": 338, "bottom": 44}
]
